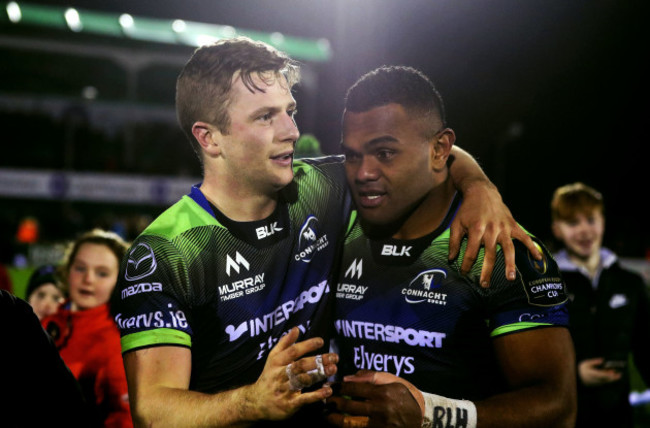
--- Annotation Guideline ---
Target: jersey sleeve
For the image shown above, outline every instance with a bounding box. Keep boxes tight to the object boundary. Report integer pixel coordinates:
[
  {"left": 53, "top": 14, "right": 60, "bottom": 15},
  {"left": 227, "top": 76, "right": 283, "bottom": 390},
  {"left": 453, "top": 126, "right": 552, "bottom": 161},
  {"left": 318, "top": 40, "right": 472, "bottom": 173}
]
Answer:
[
  {"left": 113, "top": 234, "right": 194, "bottom": 354},
  {"left": 485, "top": 237, "right": 569, "bottom": 338}
]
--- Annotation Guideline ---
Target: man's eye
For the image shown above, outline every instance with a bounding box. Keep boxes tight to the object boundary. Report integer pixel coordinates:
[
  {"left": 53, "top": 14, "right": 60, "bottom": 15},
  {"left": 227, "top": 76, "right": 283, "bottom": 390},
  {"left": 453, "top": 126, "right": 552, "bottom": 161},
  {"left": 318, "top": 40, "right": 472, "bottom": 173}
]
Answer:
[
  {"left": 343, "top": 150, "right": 361, "bottom": 163},
  {"left": 260, "top": 112, "right": 273, "bottom": 121},
  {"left": 376, "top": 150, "right": 395, "bottom": 160}
]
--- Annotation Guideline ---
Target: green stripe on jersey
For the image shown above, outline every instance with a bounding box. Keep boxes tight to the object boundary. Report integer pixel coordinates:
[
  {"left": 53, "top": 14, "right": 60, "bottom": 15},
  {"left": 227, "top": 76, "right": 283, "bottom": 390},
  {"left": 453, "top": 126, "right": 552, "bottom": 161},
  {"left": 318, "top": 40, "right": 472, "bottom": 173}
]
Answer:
[
  {"left": 121, "top": 328, "right": 191, "bottom": 353},
  {"left": 490, "top": 322, "right": 552, "bottom": 337}
]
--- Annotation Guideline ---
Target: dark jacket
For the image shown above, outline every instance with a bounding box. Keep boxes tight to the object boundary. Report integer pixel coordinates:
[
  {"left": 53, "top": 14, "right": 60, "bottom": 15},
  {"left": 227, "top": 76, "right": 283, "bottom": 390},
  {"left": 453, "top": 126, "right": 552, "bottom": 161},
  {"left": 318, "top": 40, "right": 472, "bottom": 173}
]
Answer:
[
  {"left": 0, "top": 289, "right": 88, "bottom": 428},
  {"left": 556, "top": 249, "right": 650, "bottom": 428}
]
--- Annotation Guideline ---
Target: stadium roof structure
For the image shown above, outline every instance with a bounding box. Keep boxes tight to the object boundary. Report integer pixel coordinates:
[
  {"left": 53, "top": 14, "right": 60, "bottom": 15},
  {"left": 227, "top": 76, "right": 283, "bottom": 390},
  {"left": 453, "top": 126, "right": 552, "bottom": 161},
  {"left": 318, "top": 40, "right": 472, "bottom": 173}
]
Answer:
[{"left": 0, "top": 1, "right": 332, "bottom": 62}]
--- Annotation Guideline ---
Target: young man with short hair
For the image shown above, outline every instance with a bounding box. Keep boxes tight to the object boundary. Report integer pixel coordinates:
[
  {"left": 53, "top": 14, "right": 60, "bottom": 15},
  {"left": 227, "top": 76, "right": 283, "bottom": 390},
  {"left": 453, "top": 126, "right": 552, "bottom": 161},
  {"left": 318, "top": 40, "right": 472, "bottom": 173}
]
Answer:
[
  {"left": 551, "top": 182, "right": 650, "bottom": 428},
  {"left": 328, "top": 66, "right": 577, "bottom": 428}
]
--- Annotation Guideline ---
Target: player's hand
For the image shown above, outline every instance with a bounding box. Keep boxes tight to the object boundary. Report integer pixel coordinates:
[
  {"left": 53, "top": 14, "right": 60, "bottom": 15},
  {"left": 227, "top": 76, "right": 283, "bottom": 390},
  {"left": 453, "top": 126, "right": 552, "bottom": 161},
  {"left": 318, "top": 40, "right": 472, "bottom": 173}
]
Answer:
[
  {"left": 449, "top": 180, "right": 541, "bottom": 287},
  {"left": 578, "top": 357, "right": 622, "bottom": 386},
  {"left": 325, "top": 370, "right": 422, "bottom": 428},
  {"left": 248, "top": 327, "right": 338, "bottom": 421}
]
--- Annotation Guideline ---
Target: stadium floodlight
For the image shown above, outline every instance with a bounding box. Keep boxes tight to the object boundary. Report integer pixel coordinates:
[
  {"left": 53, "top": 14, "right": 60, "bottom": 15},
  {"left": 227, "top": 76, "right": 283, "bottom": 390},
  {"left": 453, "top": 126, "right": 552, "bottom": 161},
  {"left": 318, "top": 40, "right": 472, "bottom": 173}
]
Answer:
[
  {"left": 6, "top": 1, "right": 20, "bottom": 23},
  {"left": 64, "top": 8, "right": 82, "bottom": 32}
]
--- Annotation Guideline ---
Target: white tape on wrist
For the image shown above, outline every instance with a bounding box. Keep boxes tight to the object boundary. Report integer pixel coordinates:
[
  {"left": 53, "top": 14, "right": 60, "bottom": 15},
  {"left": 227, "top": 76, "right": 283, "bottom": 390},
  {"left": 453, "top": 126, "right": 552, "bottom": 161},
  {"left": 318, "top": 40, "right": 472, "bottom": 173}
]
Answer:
[{"left": 421, "top": 392, "right": 477, "bottom": 428}]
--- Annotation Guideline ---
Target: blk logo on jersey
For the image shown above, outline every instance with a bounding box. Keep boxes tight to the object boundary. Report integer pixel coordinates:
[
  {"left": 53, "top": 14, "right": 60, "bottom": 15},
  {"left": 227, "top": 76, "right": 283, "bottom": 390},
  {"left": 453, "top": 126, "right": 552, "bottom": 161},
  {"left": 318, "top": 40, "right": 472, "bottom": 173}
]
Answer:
[
  {"left": 402, "top": 269, "right": 448, "bottom": 305},
  {"left": 381, "top": 244, "right": 412, "bottom": 257},
  {"left": 124, "top": 242, "right": 158, "bottom": 281},
  {"left": 225, "top": 252, "right": 250, "bottom": 276},
  {"left": 256, "top": 222, "right": 283, "bottom": 240}
]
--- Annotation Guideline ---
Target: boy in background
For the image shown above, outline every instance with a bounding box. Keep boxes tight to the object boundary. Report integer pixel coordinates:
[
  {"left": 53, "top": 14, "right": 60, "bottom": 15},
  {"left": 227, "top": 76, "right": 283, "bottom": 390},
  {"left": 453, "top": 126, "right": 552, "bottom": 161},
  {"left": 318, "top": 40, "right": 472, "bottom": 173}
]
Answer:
[{"left": 551, "top": 182, "right": 650, "bottom": 427}]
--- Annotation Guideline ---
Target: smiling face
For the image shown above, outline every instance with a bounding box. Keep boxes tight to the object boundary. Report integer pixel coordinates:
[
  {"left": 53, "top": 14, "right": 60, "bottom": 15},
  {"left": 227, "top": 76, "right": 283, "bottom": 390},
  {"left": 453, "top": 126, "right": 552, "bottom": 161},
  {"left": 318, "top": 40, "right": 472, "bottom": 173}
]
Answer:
[
  {"left": 552, "top": 208, "right": 604, "bottom": 260},
  {"left": 67, "top": 242, "right": 120, "bottom": 311},
  {"left": 342, "top": 103, "right": 449, "bottom": 231},
  {"left": 207, "top": 72, "right": 300, "bottom": 197},
  {"left": 28, "top": 283, "right": 64, "bottom": 320}
]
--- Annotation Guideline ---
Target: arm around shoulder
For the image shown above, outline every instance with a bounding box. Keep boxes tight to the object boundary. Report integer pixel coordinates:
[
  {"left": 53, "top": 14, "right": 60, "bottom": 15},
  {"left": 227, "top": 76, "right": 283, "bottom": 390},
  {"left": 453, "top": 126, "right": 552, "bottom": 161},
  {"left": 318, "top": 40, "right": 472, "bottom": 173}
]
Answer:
[{"left": 446, "top": 145, "right": 540, "bottom": 287}]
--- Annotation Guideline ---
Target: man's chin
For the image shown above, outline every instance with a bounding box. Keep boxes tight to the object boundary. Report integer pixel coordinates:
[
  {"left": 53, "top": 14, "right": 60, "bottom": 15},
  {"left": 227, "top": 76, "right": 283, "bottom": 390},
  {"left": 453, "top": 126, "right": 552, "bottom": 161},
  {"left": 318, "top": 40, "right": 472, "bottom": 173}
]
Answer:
[
  {"left": 358, "top": 212, "right": 403, "bottom": 239},
  {"left": 271, "top": 172, "right": 295, "bottom": 191}
]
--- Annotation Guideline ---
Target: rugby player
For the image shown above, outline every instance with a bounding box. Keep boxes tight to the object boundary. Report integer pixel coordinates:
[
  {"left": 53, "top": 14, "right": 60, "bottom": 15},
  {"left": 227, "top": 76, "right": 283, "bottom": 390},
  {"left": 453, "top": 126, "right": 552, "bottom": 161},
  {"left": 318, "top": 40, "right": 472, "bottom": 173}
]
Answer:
[
  {"left": 113, "top": 37, "right": 541, "bottom": 427},
  {"left": 328, "top": 66, "right": 577, "bottom": 428}
]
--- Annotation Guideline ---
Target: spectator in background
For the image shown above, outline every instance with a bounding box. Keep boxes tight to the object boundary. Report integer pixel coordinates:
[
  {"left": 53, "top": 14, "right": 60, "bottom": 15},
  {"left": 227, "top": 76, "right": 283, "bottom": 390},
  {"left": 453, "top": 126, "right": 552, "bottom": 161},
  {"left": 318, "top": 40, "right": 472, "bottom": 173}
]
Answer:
[
  {"left": 25, "top": 263, "right": 65, "bottom": 320},
  {"left": 551, "top": 182, "right": 650, "bottom": 427},
  {"left": 1, "top": 288, "right": 88, "bottom": 427},
  {"left": 42, "top": 229, "right": 132, "bottom": 428}
]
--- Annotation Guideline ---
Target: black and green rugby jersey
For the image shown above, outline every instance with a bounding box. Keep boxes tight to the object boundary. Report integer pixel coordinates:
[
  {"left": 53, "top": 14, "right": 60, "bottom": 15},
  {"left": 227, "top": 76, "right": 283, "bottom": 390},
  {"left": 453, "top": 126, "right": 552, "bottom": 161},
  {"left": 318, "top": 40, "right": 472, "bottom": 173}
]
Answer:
[
  {"left": 333, "top": 193, "right": 569, "bottom": 401},
  {"left": 113, "top": 156, "right": 351, "bottom": 393}
]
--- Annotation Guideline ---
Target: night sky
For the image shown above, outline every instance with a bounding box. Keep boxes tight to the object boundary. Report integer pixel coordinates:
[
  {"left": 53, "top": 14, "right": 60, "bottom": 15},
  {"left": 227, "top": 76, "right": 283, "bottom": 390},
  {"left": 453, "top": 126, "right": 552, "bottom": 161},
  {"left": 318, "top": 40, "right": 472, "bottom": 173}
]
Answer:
[{"left": 2, "top": 0, "right": 648, "bottom": 256}]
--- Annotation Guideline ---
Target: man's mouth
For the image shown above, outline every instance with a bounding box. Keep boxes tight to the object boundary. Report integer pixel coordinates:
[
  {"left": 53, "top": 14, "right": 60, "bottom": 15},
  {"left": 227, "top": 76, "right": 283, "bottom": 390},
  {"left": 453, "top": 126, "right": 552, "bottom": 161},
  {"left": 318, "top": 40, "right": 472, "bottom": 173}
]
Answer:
[
  {"left": 271, "top": 151, "right": 293, "bottom": 166},
  {"left": 358, "top": 191, "right": 386, "bottom": 207}
]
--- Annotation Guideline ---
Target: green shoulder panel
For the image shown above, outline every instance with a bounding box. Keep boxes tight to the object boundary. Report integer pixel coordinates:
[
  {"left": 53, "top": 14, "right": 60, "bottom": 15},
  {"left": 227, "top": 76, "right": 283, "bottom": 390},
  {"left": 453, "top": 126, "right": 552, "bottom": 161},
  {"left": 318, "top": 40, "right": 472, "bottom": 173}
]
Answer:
[{"left": 142, "top": 195, "right": 224, "bottom": 240}]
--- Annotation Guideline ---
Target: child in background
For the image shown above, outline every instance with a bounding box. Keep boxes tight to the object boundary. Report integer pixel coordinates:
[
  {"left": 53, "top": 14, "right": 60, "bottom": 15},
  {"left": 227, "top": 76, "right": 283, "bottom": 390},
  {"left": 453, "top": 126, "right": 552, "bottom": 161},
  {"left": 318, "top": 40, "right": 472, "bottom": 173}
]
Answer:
[
  {"left": 42, "top": 229, "right": 133, "bottom": 428},
  {"left": 25, "top": 263, "right": 65, "bottom": 320},
  {"left": 551, "top": 182, "right": 650, "bottom": 428}
]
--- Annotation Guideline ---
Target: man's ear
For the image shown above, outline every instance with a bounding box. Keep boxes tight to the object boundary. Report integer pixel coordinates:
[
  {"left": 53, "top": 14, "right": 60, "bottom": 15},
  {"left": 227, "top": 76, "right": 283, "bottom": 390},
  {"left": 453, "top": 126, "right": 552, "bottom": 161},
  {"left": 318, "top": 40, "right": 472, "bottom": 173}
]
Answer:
[
  {"left": 192, "top": 121, "right": 222, "bottom": 156},
  {"left": 431, "top": 128, "right": 456, "bottom": 171}
]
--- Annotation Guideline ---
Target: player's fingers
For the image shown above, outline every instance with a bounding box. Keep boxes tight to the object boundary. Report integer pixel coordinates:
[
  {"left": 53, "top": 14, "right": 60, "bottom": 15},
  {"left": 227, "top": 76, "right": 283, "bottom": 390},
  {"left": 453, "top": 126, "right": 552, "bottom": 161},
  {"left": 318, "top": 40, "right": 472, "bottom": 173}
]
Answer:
[
  {"left": 336, "top": 380, "right": 378, "bottom": 400},
  {"left": 287, "top": 354, "right": 338, "bottom": 388},
  {"left": 512, "top": 226, "right": 541, "bottom": 260},
  {"left": 447, "top": 221, "right": 463, "bottom": 261},
  {"left": 480, "top": 244, "right": 496, "bottom": 288},
  {"left": 499, "top": 236, "right": 517, "bottom": 282},
  {"left": 342, "top": 370, "right": 377, "bottom": 384},
  {"left": 276, "top": 336, "right": 325, "bottom": 366},
  {"left": 460, "top": 229, "right": 482, "bottom": 275},
  {"left": 293, "top": 384, "right": 335, "bottom": 405},
  {"left": 328, "top": 393, "right": 373, "bottom": 417},
  {"left": 477, "top": 224, "right": 499, "bottom": 287},
  {"left": 268, "top": 327, "right": 300, "bottom": 359},
  {"left": 290, "top": 353, "right": 338, "bottom": 374}
]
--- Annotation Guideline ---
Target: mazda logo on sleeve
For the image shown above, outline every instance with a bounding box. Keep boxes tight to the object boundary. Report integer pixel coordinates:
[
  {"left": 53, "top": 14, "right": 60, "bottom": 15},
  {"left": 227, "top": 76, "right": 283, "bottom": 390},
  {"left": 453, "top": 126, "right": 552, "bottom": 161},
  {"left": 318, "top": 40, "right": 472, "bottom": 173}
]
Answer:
[{"left": 125, "top": 242, "right": 158, "bottom": 281}]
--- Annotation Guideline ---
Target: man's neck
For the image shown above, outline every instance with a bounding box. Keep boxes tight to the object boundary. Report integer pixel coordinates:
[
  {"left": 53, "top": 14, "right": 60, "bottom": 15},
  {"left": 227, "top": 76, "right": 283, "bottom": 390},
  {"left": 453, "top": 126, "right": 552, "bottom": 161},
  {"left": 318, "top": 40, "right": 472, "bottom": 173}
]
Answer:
[
  {"left": 200, "top": 173, "right": 278, "bottom": 222},
  {"left": 393, "top": 177, "right": 455, "bottom": 240}
]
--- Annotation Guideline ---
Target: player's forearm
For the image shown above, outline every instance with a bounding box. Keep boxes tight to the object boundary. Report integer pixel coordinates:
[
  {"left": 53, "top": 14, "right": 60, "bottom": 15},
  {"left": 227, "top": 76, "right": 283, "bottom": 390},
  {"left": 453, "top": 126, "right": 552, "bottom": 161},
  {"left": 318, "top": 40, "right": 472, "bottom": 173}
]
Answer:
[
  {"left": 448, "top": 146, "right": 496, "bottom": 194},
  {"left": 420, "top": 381, "right": 575, "bottom": 428},
  {"left": 131, "top": 384, "right": 258, "bottom": 428},
  {"left": 473, "top": 382, "right": 576, "bottom": 428}
]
